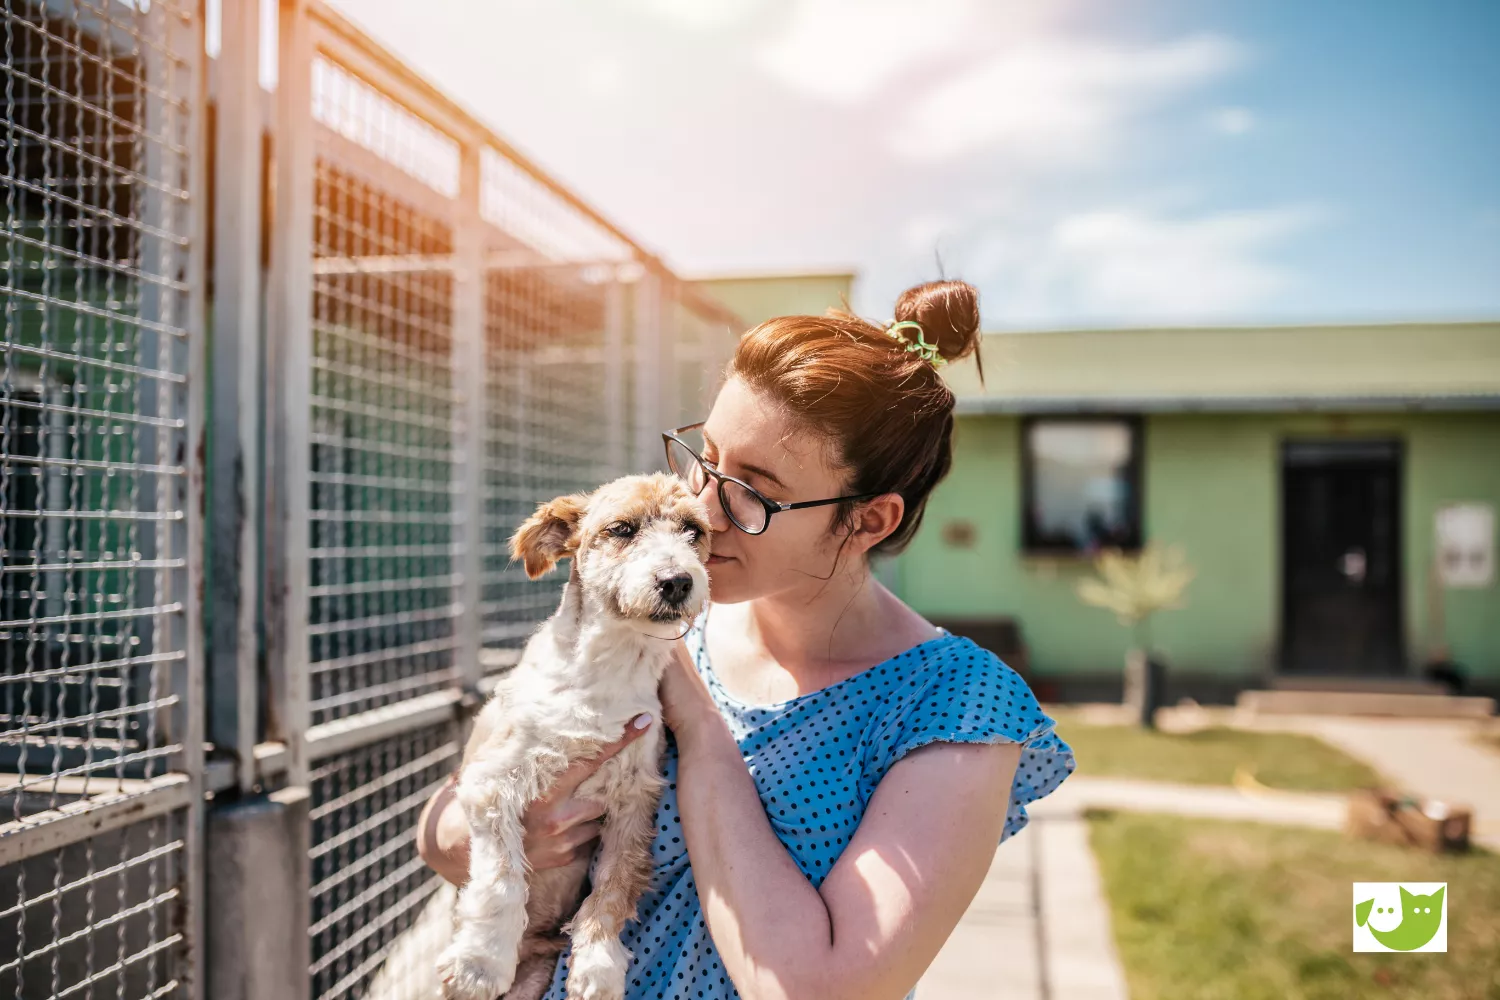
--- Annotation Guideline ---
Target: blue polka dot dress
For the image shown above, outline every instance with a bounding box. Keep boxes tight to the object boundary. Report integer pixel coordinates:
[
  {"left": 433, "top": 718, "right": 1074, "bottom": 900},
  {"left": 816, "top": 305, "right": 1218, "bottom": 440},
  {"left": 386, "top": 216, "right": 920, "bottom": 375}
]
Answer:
[{"left": 542, "top": 625, "right": 1076, "bottom": 1000}]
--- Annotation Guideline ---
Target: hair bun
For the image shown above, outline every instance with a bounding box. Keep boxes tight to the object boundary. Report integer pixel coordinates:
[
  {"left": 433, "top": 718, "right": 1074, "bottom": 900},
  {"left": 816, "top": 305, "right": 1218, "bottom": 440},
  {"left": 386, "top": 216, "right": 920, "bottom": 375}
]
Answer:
[{"left": 892, "top": 280, "right": 981, "bottom": 365}]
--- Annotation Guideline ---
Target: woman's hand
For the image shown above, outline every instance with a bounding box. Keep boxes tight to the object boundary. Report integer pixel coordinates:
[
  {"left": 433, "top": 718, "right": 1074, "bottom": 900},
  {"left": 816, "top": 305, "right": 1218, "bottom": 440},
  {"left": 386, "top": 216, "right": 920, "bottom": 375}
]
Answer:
[
  {"left": 658, "top": 640, "right": 720, "bottom": 744},
  {"left": 416, "top": 714, "right": 656, "bottom": 886}
]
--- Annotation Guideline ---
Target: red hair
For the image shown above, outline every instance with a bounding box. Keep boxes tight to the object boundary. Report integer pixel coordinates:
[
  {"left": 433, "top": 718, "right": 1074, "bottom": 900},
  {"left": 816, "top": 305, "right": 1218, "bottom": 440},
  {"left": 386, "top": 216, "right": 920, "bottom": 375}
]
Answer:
[{"left": 728, "top": 280, "right": 982, "bottom": 556}]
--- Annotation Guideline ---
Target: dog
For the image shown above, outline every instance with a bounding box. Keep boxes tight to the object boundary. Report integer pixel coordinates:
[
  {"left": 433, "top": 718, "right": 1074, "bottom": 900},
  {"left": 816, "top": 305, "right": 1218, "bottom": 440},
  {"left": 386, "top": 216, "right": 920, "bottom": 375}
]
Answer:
[{"left": 436, "top": 473, "right": 711, "bottom": 1000}]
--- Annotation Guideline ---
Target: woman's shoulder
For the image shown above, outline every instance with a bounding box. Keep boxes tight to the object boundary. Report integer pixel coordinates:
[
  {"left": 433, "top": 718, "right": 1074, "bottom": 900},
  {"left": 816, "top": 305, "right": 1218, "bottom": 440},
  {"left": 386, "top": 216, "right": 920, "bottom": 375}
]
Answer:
[
  {"left": 864, "top": 634, "right": 1060, "bottom": 764},
  {"left": 902, "top": 632, "right": 1030, "bottom": 693},
  {"left": 858, "top": 633, "right": 1076, "bottom": 835}
]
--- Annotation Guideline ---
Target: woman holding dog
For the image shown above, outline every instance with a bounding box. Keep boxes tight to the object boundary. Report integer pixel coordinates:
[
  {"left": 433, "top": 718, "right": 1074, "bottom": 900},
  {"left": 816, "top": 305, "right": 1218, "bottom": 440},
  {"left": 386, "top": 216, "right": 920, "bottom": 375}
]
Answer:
[{"left": 420, "top": 279, "right": 1075, "bottom": 1000}]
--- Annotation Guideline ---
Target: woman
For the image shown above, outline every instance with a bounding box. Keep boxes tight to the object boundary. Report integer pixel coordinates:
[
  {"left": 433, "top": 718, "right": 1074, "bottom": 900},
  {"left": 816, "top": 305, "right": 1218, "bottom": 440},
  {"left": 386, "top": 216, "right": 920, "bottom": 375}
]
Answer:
[{"left": 419, "top": 279, "right": 1075, "bottom": 1000}]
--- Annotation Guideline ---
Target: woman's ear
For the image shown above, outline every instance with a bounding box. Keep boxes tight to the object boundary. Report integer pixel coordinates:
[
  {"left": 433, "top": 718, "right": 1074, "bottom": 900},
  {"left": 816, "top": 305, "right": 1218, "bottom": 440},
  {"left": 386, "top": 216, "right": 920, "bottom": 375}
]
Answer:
[
  {"left": 510, "top": 493, "right": 589, "bottom": 578},
  {"left": 849, "top": 493, "right": 905, "bottom": 555}
]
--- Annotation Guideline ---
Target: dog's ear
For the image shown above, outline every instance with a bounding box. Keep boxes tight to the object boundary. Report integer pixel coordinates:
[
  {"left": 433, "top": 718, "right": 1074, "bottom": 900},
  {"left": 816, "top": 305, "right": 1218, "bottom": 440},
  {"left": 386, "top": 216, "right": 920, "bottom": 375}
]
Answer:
[{"left": 510, "top": 493, "right": 588, "bottom": 579}]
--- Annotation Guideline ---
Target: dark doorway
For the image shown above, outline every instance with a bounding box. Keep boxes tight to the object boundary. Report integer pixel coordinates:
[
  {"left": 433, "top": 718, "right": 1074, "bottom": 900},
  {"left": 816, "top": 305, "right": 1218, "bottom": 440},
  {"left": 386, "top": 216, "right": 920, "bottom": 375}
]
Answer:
[{"left": 1281, "top": 440, "right": 1404, "bottom": 676}]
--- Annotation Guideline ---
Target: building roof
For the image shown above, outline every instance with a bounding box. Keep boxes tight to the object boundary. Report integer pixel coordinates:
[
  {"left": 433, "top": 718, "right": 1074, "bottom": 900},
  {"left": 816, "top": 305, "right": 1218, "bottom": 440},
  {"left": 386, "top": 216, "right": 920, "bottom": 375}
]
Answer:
[{"left": 943, "top": 321, "right": 1500, "bottom": 413}]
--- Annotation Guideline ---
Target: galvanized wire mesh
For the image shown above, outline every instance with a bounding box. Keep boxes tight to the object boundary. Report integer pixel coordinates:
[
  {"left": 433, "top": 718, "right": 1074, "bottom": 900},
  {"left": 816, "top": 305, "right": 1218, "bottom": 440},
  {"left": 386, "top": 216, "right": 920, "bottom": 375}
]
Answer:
[
  {"left": 478, "top": 265, "right": 620, "bottom": 651},
  {"left": 478, "top": 147, "right": 630, "bottom": 266},
  {"left": 2, "top": 0, "right": 195, "bottom": 794},
  {"left": 1, "top": 0, "right": 198, "bottom": 995},
  {"left": 311, "top": 56, "right": 459, "bottom": 201},
  {"left": 293, "top": 22, "right": 739, "bottom": 996},
  {"left": 1, "top": 811, "right": 187, "bottom": 999},
  {"left": 671, "top": 292, "right": 730, "bottom": 430},
  {"left": 308, "top": 157, "right": 460, "bottom": 727},
  {"left": 308, "top": 722, "right": 458, "bottom": 1000}
]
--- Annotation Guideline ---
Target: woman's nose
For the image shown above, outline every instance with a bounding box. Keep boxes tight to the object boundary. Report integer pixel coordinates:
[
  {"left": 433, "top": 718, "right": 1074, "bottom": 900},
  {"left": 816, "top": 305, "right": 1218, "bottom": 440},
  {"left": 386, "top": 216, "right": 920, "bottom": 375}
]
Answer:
[{"left": 699, "top": 480, "right": 732, "bottom": 532}]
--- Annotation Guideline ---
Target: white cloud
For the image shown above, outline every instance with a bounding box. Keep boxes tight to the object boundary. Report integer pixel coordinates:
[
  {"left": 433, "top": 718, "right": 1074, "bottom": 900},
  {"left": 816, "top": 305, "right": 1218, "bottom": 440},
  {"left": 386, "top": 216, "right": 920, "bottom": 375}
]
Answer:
[
  {"left": 1210, "top": 106, "right": 1256, "bottom": 135},
  {"left": 894, "top": 34, "right": 1245, "bottom": 163},
  {"left": 625, "top": 0, "right": 762, "bottom": 31},
  {"left": 580, "top": 56, "right": 627, "bottom": 97},
  {"left": 902, "top": 211, "right": 956, "bottom": 254},
  {"left": 755, "top": 0, "right": 977, "bottom": 103},
  {"left": 975, "top": 206, "right": 1321, "bottom": 322}
]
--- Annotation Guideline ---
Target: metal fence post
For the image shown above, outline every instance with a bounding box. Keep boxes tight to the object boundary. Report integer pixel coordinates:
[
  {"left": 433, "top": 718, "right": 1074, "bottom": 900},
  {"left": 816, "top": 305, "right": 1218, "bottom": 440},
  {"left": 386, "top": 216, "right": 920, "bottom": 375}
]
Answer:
[
  {"left": 178, "top": 5, "right": 211, "bottom": 997},
  {"left": 454, "top": 144, "right": 485, "bottom": 694},
  {"left": 209, "top": 0, "right": 267, "bottom": 795},
  {"left": 261, "top": 0, "right": 315, "bottom": 984},
  {"left": 265, "top": 0, "right": 315, "bottom": 793}
]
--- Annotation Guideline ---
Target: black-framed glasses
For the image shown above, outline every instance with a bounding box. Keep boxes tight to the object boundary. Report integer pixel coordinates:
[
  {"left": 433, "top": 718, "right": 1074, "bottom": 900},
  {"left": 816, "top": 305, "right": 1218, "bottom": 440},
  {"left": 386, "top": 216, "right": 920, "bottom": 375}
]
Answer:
[{"left": 662, "top": 422, "right": 885, "bottom": 535}]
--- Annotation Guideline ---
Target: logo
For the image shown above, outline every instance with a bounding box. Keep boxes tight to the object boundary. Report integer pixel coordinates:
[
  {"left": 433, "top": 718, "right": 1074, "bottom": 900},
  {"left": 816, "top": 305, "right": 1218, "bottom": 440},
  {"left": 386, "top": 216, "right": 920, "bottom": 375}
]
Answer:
[{"left": 1353, "top": 883, "right": 1447, "bottom": 953}]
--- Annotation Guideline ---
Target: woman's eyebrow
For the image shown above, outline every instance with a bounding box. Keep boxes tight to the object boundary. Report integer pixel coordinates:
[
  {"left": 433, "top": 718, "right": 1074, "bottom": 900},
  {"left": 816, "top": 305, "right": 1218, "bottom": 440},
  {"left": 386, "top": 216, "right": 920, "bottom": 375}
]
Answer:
[
  {"left": 702, "top": 432, "right": 788, "bottom": 490},
  {"left": 737, "top": 461, "right": 787, "bottom": 490}
]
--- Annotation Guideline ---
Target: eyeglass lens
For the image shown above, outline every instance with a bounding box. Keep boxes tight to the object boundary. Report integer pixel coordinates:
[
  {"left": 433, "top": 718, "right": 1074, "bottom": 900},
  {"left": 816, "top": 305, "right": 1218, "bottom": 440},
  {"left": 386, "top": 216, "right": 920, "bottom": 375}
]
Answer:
[{"left": 665, "top": 437, "right": 769, "bottom": 534}]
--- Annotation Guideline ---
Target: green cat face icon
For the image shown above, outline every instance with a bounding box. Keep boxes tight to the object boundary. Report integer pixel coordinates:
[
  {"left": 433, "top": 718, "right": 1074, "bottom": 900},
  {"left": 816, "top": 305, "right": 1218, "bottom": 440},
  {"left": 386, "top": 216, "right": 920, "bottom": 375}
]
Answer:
[{"left": 1354, "top": 885, "right": 1446, "bottom": 952}]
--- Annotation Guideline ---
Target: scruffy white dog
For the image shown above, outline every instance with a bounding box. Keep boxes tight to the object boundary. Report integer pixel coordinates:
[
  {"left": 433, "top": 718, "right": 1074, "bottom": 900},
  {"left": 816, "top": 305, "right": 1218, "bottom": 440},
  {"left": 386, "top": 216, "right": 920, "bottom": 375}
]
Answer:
[{"left": 437, "top": 473, "right": 711, "bottom": 1000}]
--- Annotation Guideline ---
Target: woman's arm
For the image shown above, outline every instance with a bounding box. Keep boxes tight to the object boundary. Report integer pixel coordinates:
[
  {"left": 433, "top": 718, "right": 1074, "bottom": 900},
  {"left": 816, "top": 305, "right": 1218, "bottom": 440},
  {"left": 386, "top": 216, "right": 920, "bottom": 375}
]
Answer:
[
  {"left": 417, "top": 716, "right": 655, "bottom": 884},
  {"left": 663, "top": 652, "right": 1022, "bottom": 1000}
]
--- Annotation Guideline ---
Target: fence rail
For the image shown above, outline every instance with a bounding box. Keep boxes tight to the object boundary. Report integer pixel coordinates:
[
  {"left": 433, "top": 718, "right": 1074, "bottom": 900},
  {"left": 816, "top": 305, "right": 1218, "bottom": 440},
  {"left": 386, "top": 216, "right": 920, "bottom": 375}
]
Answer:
[{"left": 3, "top": 0, "right": 737, "bottom": 997}]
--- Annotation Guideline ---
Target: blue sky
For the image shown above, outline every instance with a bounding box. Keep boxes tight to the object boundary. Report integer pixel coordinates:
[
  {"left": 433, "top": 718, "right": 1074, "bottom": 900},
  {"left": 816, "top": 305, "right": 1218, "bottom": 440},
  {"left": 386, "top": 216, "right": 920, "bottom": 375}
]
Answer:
[{"left": 327, "top": 0, "right": 1500, "bottom": 328}]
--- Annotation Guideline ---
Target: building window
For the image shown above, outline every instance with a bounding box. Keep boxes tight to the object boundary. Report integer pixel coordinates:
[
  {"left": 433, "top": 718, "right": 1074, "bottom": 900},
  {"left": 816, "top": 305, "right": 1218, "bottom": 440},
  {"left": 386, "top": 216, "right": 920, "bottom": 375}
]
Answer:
[{"left": 1021, "top": 416, "right": 1143, "bottom": 554}]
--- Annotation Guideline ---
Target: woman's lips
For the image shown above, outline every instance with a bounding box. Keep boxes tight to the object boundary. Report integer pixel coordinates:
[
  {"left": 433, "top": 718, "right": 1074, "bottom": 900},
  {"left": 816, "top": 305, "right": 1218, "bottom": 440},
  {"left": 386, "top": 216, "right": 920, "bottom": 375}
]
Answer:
[{"left": 706, "top": 554, "right": 734, "bottom": 565}]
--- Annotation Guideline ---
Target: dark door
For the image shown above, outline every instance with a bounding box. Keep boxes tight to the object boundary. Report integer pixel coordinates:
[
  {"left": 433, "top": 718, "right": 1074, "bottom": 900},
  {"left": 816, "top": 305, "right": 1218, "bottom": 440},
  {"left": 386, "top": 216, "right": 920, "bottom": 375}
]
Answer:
[{"left": 1281, "top": 440, "right": 1403, "bottom": 675}]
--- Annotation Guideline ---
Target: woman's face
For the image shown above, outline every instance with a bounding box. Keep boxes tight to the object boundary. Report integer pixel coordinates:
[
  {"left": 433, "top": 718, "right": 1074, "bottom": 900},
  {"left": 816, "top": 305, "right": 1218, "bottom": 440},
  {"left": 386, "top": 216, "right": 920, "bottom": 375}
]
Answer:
[{"left": 694, "top": 377, "right": 871, "bottom": 604}]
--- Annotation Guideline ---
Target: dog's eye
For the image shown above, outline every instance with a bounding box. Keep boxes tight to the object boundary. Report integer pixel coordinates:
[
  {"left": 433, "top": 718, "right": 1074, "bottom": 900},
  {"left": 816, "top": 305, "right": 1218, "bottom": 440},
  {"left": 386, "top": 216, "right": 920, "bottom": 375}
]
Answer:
[
  {"left": 607, "top": 521, "right": 636, "bottom": 538},
  {"left": 683, "top": 523, "right": 705, "bottom": 543}
]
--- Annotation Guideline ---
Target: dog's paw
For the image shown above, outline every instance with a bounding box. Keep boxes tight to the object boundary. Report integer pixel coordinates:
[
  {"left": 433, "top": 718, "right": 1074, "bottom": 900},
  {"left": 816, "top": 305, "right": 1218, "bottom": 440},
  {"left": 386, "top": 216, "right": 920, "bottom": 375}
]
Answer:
[
  {"left": 565, "top": 938, "right": 629, "bottom": 1000},
  {"left": 437, "top": 946, "right": 514, "bottom": 1000}
]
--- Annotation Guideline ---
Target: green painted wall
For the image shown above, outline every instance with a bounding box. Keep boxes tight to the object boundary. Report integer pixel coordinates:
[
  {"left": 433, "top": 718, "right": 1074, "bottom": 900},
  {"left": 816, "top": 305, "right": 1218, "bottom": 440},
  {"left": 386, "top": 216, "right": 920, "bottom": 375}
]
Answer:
[
  {"left": 896, "top": 411, "right": 1500, "bottom": 682},
  {"left": 691, "top": 273, "right": 855, "bottom": 330}
]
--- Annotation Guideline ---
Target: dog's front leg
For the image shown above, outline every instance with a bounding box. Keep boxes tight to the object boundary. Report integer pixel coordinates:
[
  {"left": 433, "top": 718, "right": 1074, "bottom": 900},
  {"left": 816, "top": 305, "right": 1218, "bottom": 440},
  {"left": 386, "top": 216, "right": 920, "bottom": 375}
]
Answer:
[
  {"left": 564, "top": 775, "right": 663, "bottom": 1000},
  {"left": 437, "top": 748, "right": 561, "bottom": 1000}
]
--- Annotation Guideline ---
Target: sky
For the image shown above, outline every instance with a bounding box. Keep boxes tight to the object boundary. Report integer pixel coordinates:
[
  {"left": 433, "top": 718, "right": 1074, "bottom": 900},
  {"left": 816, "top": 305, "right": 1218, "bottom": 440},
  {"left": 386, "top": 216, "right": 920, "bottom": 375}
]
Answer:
[{"left": 324, "top": 0, "right": 1500, "bottom": 329}]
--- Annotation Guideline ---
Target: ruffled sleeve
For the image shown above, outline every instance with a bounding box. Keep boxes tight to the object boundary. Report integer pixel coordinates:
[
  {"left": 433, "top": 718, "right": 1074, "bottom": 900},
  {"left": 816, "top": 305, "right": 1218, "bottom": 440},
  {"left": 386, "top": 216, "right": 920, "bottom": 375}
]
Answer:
[{"left": 862, "top": 636, "right": 1076, "bottom": 843}]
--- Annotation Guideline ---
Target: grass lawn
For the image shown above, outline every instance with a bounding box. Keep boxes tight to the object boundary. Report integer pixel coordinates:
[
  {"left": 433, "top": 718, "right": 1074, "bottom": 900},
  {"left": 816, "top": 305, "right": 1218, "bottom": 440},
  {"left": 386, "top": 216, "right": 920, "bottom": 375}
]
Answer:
[
  {"left": 1089, "top": 810, "right": 1500, "bottom": 1000},
  {"left": 1049, "top": 710, "right": 1382, "bottom": 791}
]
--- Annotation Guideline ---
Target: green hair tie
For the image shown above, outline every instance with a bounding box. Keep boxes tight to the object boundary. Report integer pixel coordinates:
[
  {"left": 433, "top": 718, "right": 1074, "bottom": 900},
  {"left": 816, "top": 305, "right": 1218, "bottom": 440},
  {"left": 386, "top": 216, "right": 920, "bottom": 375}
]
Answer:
[{"left": 885, "top": 320, "right": 948, "bottom": 368}]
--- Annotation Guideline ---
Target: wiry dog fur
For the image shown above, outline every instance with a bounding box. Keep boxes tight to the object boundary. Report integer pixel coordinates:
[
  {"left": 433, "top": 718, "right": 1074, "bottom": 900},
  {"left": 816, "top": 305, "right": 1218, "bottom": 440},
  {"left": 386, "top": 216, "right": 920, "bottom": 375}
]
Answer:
[{"left": 437, "top": 473, "right": 711, "bottom": 1000}]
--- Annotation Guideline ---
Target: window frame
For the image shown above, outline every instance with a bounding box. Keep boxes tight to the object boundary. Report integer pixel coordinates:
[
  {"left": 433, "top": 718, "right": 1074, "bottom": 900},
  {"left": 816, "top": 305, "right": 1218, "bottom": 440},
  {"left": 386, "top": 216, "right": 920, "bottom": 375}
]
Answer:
[{"left": 1019, "top": 413, "right": 1145, "bottom": 556}]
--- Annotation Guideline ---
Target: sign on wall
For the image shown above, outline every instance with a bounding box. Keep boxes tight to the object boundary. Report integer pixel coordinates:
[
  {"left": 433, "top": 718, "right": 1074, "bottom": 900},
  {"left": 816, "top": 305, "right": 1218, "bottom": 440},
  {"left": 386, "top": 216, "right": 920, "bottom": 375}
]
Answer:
[{"left": 1435, "top": 503, "right": 1495, "bottom": 588}]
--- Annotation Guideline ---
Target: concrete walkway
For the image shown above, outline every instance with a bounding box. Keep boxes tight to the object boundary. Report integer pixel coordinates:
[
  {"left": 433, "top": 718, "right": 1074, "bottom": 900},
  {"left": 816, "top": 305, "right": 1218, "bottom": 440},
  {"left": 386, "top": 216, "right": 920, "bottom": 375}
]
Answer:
[
  {"left": 919, "top": 804, "right": 1130, "bottom": 1000},
  {"left": 1029, "top": 774, "right": 1348, "bottom": 830}
]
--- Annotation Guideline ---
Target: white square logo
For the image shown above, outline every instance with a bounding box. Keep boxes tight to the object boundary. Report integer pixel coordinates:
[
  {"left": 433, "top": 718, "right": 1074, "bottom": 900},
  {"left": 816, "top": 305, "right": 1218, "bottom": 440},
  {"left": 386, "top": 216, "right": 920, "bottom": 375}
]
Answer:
[{"left": 1353, "top": 882, "right": 1447, "bottom": 953}]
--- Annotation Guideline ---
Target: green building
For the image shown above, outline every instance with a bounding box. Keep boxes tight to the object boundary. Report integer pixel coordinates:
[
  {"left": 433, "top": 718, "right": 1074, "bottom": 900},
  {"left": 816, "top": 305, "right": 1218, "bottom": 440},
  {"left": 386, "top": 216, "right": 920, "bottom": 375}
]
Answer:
[
  {"left": 692, "top": 271, "right": 857, "bottom": 330},
  {"left": 900, "top": 322, "right": 1500, "bottom": 702},
  {"left": 688, "top": 274, "right": 1500, "bottom": 702}
]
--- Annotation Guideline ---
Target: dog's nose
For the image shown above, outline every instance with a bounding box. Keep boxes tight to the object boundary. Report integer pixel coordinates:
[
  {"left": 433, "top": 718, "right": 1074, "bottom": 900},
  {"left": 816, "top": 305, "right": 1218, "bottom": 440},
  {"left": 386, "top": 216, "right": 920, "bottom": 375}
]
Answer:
[{"left": 656, "top": 573, "right": 693, "bottom": 606}]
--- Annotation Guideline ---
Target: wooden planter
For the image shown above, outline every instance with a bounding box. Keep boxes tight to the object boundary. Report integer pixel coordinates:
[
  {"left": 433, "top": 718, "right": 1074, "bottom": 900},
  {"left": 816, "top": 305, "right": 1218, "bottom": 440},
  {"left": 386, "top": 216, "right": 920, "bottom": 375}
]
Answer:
[{"left": 1345, "top": 788, "right": 1472, "bottom": 853}]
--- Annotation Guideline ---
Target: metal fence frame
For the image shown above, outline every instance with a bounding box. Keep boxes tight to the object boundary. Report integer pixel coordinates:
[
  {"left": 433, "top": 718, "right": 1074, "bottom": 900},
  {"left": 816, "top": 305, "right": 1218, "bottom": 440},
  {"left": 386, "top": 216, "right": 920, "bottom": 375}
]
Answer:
[
  {"left": 2, "top": 0, "right": 207, "bottom": 997},
  {"left": 3, "top": 0, "right": 738, "bottom": 997},
  {"left": 262, "top": 9, "right": 737, "bottom": 997}
]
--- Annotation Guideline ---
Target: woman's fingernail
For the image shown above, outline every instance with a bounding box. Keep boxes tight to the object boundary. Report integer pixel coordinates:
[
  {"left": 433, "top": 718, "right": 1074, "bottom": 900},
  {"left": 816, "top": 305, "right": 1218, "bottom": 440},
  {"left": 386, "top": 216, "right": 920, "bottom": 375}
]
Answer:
[{"left": 633, "top": 713, "right": 653, "bottom": 730}]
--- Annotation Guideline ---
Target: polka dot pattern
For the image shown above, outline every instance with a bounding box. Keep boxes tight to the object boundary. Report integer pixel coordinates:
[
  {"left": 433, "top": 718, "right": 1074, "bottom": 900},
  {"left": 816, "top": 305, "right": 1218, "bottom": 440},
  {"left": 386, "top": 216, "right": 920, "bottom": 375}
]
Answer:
[{"left": 543, "top": 626, "right": 1076, "bottom": 999}]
